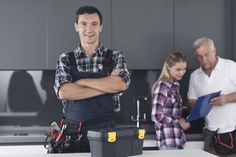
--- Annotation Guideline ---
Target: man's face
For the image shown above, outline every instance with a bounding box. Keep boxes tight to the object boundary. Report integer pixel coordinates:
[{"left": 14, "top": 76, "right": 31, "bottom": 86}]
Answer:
[
  {"left": 194, "top": 42, "right": 217, "bottom": 71},
  {"left": 74, "top": 13, "right": 102, "bottom": 45}
]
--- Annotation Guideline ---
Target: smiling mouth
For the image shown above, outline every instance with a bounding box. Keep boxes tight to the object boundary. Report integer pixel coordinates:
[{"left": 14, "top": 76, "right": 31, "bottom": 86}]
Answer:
[{"left": 85, "top": 34, "right": 94, "bottom": 38}]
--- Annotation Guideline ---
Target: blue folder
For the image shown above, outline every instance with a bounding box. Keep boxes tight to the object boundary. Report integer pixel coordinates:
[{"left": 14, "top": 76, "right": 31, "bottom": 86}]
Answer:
[{"left": 186, "top": 91, "right": 221, "bottom": 122}]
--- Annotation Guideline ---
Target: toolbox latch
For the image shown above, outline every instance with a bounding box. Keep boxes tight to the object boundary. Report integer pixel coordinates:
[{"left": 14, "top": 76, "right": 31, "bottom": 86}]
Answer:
[
  {"left": 107, "top": 131, "right": 116, "bottom": 142},
  {"left": 138, "top": 129, "right": 145, "bottom": 139}
]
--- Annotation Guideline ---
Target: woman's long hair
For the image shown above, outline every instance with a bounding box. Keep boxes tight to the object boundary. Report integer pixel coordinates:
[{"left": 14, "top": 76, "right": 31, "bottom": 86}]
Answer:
[{"left": 151, "top": 51, "right": 187, "bottom": 95}]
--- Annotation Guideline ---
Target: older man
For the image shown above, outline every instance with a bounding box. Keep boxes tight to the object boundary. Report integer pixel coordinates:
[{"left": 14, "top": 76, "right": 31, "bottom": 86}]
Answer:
[{"left": 188, "top": 37, "right": 236, "bottom": 157}]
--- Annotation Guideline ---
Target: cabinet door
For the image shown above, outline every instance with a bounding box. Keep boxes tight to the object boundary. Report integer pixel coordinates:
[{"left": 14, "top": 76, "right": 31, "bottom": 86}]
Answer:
[
  {"left": 112, "top": 0, "right": 173, "bottom": 69},
  {"left": 233, "top": 0, "right": 236, "bottom": 61},
  {"left": 47, "top": 0, "right": 111, "bottom": 69},
  {"left": 0, "top": 0, "right": 47, "bottom": 69},
  {"left": 174, "top": 0, "right": 232, "bottom": 68}
]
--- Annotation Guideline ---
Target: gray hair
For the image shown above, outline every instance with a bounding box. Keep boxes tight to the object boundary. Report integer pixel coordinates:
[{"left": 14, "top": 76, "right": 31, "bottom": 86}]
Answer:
[{"left": 193, "top": 37, "right": 215, "bottom": 51}]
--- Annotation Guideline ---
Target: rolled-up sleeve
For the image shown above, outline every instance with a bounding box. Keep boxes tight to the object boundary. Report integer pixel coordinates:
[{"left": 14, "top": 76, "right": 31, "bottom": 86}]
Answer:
[
  {"left": 112, "top": 50, "right": 130, "bottom": 89},
  {"left": 53, "top": 53, "right": 73, "bottom": 98}
]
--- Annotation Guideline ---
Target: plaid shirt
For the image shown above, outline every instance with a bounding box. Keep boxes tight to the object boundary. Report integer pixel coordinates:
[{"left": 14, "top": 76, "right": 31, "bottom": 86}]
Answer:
[
  {"left": 151, "top": 80, "right": 185, "bottom": 149},
  {"left": 54, "top": 44, "right": 130, "bottom": 112}
]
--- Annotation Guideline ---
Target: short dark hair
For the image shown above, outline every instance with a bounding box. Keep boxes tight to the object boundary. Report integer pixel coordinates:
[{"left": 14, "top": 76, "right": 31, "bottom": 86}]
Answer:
[{"left": 75, "top": 6, "right": 103, "bottom": 25}]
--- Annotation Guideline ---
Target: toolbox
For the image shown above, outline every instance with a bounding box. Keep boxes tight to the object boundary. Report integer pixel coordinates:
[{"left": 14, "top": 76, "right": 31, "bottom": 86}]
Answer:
[{"left": 87, "top": 127, "right": 145, "bottom": 157}]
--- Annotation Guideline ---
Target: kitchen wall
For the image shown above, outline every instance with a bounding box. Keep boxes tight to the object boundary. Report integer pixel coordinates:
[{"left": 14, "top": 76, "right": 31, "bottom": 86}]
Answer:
[
  {"left": 0, "top": 0, "right": 234, "bottom": 69},
  {"left": 0, "top": 0, "right": 235, "bottom": 136}
]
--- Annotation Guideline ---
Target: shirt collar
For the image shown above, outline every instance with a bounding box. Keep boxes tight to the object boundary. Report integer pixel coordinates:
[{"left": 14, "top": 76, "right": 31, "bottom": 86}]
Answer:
[
  {"left": 214, "top": 57, "right": 223, "bottom": 69},
  {"left": 172, "top": 79, "right": 180, "bottom": 87},
  {"left": 74, "top": 42, "right": 105, "bottom": 56},
  {"left": 163, "top": 79, "right": 180, "bottom": 88}
]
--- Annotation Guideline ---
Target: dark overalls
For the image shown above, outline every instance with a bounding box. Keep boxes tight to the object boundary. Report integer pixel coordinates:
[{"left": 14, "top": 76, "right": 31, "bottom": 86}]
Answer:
[{"left": 62, "top": 50, "right": 115, "bottom": 152}]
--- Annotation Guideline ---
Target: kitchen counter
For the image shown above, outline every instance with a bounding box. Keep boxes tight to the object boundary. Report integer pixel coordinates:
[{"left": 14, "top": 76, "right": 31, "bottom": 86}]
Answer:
[
  {"left": 0, "top": 126, "right": 204, "bottom": 152},
  {"left": 1, "top": 150, "right": 217, "bottom": 157},
  {"left": 0, "top": 126, "right": 203, "bottom": 145}
]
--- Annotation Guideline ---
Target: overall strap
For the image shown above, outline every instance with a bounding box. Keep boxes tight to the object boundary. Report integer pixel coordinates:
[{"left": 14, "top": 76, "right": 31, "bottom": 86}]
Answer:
[
  {"left": 103, "top": 49, "right": 114, "bottom": 74},
  {"left": 68, "top": 50, "right": 114, "bottom": 73},
  {"left": 68, "top": 51, "right": 77, "bottom": 73}
]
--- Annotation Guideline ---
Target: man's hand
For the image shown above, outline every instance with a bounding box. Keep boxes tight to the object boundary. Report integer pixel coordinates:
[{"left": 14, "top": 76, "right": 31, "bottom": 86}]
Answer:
[
  {"left": 111, "top": 68, "right": 123, "bottom": 76},
  {"left": 210, "top": 95, "right": 228, "bottom": 106}
]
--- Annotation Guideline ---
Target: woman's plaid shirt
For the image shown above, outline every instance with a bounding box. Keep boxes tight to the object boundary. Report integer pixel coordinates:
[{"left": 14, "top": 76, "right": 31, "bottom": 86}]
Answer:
[{"left": 151, "top": 80, "right": 185, "bottom": 149}]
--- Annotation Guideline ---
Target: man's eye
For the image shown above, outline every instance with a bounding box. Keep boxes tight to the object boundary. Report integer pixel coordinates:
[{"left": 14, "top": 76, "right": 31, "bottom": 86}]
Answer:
[
  {"left": 197, "top": 56, "right": 202, "bottom": 60},
  {"left": 92, "top": 22, "right": 98, "bottom": 26},
  {"left": 80, "top": 22, "right": 86, "bottom": 26}
]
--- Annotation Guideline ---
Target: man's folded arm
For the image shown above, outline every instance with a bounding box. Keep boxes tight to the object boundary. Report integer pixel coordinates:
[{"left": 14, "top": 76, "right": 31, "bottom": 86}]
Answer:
[
  {"left": 58, "top": 82, "right": 105, "bottom": 100},
  {"left": 76, "top": 75, "right": 126, "bottom": 94}
]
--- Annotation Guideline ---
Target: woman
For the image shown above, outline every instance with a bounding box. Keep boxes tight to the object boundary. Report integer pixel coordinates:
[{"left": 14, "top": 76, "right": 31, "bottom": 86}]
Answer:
[{"left": 151, "top": 51, "right": 190, "bottom": 150}]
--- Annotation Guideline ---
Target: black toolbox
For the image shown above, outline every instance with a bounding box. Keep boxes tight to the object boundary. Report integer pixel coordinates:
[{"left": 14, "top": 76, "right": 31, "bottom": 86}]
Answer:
[{"left": 87, "top": 127, "right": 145, "bottom": 157}]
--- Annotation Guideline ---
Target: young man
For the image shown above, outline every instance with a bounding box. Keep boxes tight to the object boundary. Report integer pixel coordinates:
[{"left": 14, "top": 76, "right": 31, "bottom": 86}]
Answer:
[
  {"left": 54, "top": 6, "right": 130, "bottom": 152},
  {"left": 188, "top": 37, "right": 236, "bottom": 157}
]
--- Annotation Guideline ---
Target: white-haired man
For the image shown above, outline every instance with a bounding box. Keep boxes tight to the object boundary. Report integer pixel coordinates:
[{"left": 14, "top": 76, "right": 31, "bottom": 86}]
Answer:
[{"left": 188, "top": 37, "right": 236, "bottom": 157}]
